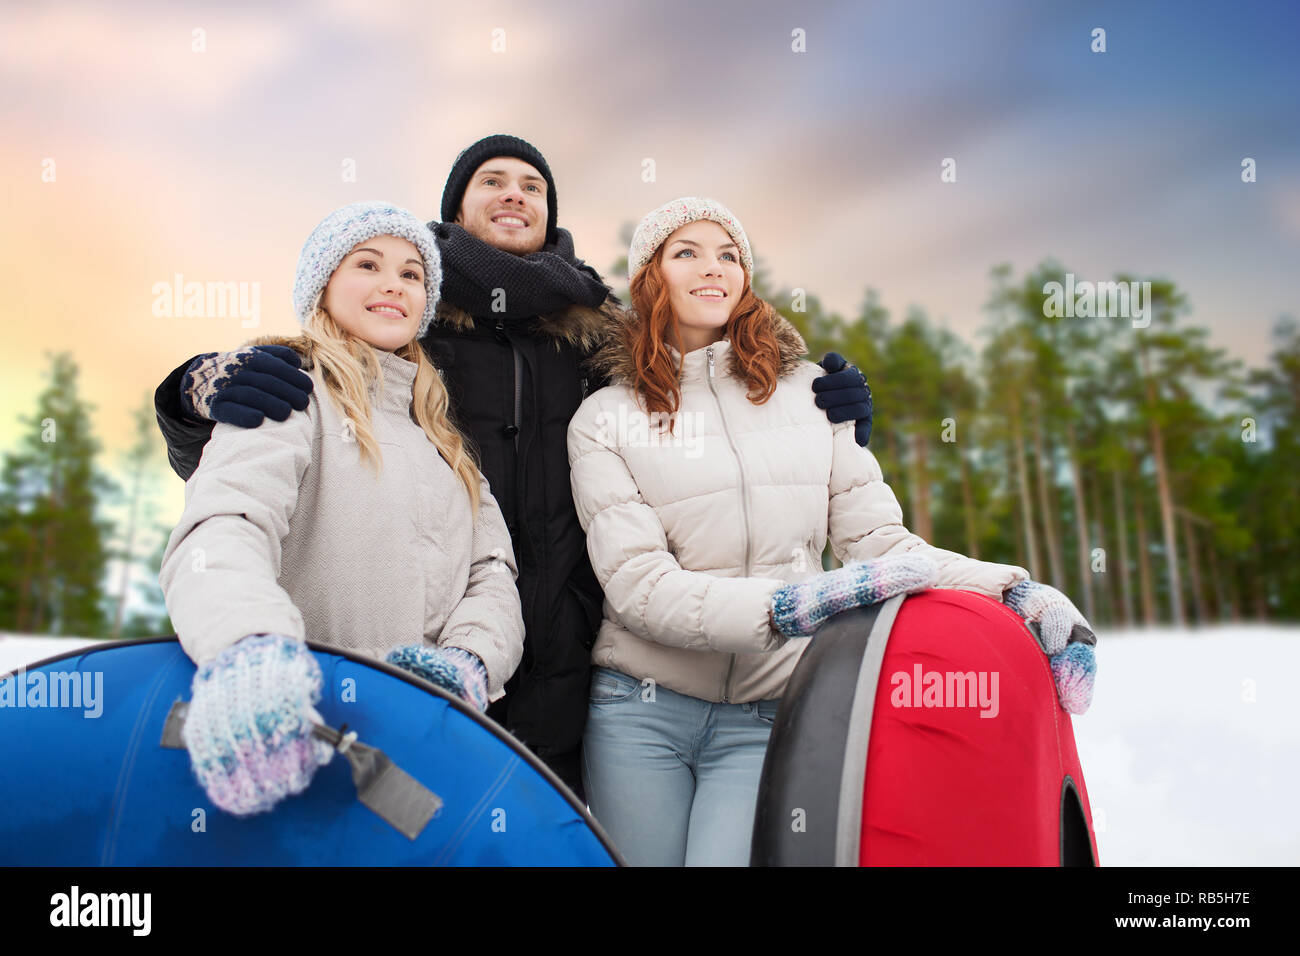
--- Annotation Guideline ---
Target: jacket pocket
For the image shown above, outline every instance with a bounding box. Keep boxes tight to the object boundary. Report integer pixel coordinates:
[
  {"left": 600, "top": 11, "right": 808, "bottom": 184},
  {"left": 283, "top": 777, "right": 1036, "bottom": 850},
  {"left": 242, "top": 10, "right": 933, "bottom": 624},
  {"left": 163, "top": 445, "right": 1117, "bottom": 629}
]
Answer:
[{"left": 589, "top": 666, "right": 645, "bottom": 704}]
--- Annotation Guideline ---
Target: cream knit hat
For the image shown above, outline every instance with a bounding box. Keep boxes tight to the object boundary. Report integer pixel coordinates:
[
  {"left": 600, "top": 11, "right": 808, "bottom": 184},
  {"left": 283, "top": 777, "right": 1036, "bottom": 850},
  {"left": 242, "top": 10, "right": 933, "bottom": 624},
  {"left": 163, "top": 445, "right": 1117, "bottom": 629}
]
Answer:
[{"left": 627, "top": 197, "right": 753, "bottom": 285}]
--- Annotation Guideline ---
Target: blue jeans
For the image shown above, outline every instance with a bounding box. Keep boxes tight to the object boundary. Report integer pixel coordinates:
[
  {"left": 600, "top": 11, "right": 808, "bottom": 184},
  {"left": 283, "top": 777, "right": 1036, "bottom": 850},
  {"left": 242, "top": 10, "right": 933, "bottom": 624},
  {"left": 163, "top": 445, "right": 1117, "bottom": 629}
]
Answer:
[{"left": 581, "top": 666, "right": 780, "bottom": 866}]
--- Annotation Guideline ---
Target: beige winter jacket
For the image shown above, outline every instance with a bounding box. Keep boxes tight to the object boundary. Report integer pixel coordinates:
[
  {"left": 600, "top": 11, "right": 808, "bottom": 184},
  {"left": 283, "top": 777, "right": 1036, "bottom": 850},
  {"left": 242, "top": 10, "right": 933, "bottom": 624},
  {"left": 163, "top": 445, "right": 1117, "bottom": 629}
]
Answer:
[
  {"left": 566, "top": 311, "right": 1030, "bottom": 704},
  {"left": 160, "top": 338, "right": 525, "bottom": 702}
]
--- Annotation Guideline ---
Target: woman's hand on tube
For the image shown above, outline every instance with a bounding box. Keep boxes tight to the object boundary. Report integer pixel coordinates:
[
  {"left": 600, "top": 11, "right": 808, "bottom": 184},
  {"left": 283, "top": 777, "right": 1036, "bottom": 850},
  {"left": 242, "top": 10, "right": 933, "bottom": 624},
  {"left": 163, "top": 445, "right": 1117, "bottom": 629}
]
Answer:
[{"left": 770, "top": 552, "right": 937, "bottom": 638}]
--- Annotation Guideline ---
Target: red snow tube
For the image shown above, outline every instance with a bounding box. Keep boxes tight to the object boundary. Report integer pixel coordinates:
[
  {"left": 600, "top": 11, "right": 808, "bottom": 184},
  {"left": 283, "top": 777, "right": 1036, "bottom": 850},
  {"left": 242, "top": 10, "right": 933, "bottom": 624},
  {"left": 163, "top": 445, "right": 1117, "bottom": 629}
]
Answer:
[{"left": 751, "top": 588, "right": 1099, "bottom": 866}]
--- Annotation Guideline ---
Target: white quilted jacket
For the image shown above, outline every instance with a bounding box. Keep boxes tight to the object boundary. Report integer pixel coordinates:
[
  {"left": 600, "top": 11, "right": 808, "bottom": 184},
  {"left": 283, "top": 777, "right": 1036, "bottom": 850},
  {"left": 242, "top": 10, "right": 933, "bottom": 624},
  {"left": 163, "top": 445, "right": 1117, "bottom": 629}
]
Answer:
[
  {"left": 161, "top": 340, "right": 525, "bottom": 703},
  {"left": 567, "top": 312, "right": 1030, "bottom": 704}
]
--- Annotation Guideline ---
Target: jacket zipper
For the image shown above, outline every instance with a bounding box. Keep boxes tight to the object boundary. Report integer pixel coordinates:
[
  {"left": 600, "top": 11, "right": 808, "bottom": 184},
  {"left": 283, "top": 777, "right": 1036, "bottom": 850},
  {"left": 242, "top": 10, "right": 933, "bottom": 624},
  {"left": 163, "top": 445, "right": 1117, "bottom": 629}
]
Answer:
[
  {"left": 494, "top": 315, "right": 533, "bottom": 650},
  {"left": 497, "top": 317, "right": 523, "bottom": 453},
  {"left": 512, "top": 349, "right": 523, "bottom": 453},
  {"left": 706, "top": 345, "right": 751, "bottom": 704}
]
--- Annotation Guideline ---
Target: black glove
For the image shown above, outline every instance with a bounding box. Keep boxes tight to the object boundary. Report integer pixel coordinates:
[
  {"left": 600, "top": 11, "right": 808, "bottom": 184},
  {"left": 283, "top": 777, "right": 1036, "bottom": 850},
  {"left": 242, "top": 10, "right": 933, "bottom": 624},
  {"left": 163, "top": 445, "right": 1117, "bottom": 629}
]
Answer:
[
  {"left": 179, "top": 345, "right": 314, "bottom": 429},
  {"left": 812, "top": 352, "right": 873, "bottom": 446}
]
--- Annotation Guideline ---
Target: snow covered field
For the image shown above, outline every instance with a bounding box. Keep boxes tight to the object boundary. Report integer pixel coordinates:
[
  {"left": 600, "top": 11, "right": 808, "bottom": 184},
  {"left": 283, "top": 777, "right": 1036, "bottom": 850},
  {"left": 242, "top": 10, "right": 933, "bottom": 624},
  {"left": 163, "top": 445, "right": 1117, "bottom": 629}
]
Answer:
[
  {"left": 4, "top": 627, "right": 1297, "bottom": 866},
  {"left": 1069, "top": 626, "right": 1299, "bottom": 866}
]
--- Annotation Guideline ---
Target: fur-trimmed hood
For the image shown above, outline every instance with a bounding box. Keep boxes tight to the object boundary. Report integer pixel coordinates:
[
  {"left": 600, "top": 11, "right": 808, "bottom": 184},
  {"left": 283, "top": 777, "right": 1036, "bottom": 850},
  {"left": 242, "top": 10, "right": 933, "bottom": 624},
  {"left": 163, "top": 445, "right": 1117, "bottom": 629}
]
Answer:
[
  {"left": 434, "top": 296, "right": 623, "bottom": 355},
  {"left": 585, "top": 304, "right": 809, "bottom": 387},
  {"left": 243, "top": 332, "right": 318, "bottom": 368}
]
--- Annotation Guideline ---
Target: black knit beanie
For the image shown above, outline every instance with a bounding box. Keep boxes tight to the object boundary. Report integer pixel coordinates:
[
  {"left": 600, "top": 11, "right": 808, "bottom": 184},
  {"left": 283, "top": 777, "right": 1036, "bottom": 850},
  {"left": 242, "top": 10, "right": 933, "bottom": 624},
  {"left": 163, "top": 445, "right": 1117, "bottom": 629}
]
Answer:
[{"left": 440, "top": 134, "right": 559, "bottom": 246}]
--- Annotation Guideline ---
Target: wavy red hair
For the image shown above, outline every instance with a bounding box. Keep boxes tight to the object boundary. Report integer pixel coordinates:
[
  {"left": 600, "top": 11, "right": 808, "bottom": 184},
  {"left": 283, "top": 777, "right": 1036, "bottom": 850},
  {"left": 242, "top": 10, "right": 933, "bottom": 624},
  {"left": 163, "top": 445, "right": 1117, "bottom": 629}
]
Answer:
[{"left": 625, "top": 249, "right": 782, "bottom": 431}]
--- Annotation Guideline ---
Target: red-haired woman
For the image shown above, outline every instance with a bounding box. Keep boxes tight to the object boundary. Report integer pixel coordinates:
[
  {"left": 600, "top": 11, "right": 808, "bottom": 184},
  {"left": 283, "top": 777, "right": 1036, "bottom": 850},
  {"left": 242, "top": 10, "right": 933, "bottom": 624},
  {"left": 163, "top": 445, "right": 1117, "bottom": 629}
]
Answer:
[{"left": 566, "top": 198, "right": 1097, "bottom": 866}]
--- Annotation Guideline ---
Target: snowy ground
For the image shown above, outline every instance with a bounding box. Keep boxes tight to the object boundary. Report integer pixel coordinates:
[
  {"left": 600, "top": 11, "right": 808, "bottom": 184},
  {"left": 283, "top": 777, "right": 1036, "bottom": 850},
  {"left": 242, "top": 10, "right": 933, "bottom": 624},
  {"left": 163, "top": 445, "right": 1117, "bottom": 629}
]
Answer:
[
  {"left": 3, "top": 627, "right": 1297, "bottom": 866},
  {"left": 1068, "top": 625, "right": 1299, "bottom": 866},
  {"left": 0, "top": 635, "right": 104, "bottom": 674}
]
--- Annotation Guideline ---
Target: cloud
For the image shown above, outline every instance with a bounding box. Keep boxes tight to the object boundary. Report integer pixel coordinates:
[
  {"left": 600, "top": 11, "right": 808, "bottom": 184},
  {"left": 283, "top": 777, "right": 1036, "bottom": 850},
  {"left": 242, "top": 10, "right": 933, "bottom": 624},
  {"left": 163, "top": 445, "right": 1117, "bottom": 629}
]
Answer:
[{"left": 0, "top": 3, "right": 296, "bottom": 109}]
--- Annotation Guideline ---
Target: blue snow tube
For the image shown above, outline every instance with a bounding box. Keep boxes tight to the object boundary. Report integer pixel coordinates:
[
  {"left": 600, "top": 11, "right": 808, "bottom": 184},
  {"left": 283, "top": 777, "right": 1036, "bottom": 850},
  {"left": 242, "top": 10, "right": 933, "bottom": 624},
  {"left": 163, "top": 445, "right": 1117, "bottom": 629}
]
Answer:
[{"left": 0, "top": 637, "right": 624, "bottom": 866}]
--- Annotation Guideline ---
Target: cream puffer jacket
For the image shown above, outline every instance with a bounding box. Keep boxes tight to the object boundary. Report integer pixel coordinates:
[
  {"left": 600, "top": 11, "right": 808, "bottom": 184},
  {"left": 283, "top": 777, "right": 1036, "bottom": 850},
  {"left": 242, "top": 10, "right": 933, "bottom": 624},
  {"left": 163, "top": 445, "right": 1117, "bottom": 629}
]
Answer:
[
  {"left": 161, "top": 337, "right": 525, "bottom": 703},
  {"left": 566, "top": 310, "right": 1030, "bottom": 704}
]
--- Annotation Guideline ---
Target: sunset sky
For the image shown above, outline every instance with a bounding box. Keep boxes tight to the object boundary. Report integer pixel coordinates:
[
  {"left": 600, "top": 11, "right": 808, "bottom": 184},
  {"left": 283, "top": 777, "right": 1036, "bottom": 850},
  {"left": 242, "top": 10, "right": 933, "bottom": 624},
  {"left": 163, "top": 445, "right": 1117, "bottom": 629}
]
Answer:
[{"left": 3, "top": 0, "right": 1298, "bottom": 529}]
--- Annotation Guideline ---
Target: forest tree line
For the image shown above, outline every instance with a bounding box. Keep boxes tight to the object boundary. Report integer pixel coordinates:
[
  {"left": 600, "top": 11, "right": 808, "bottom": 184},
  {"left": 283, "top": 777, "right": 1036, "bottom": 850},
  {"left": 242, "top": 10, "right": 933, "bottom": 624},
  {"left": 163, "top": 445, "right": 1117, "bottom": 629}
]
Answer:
[
  {"left": 769, "top": 261, "right": 1298, "bottom": 627},
  {"left": 1, "top": 258, "right": 1297, "bottom": 638}
]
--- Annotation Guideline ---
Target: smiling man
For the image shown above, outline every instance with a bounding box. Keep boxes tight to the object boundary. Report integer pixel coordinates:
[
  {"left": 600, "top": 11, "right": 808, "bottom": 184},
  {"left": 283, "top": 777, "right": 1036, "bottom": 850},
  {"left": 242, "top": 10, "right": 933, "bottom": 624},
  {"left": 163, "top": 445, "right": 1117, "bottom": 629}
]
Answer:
[
  {"left": 150, "top": 134, "right": 874, "bottom": 802},
  {"left": 453, "top": 156, "right": 551, "bottom": 253}
]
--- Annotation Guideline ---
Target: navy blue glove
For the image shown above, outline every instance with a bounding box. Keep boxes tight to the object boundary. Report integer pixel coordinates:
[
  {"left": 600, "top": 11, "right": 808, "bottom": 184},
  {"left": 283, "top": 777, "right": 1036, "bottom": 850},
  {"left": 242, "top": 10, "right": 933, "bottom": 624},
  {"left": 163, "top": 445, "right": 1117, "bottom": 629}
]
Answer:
[
  {"left": 813, "top": 352, "right": 873, "bottom": 446},
  {"left": 179, "top": 345, "right": 314, "bottom": 429}
]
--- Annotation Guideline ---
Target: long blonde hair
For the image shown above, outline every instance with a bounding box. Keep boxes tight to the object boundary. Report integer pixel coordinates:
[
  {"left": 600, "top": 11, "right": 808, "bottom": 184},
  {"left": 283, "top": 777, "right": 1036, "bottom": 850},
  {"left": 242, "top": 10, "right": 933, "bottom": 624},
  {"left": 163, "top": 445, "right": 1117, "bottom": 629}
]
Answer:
[{"left": 299, "top": 298, "right": 482, "bottom": 515}]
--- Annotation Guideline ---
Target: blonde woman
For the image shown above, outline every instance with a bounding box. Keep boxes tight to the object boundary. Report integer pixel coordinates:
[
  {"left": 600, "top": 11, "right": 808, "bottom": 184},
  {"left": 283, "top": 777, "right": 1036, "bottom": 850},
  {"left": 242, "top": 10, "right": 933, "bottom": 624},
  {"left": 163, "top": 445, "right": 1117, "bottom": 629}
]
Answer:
[{"left": 160, "top": 201, "right": 524, "bottom": 817}]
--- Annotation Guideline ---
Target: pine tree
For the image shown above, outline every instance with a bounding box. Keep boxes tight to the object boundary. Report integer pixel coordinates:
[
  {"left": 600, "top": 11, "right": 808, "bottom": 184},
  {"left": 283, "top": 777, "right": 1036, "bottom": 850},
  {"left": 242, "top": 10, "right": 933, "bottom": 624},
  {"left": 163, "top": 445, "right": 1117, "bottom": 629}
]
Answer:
[
  {"left": 107, "top": 396, "right": 165, "bottom": 638},
  {"left": 1228, "top": 315, "right": 1300, "bottom": 617},
  {"left": 0, "top": 352, "right": 114, "bottom": 636}
]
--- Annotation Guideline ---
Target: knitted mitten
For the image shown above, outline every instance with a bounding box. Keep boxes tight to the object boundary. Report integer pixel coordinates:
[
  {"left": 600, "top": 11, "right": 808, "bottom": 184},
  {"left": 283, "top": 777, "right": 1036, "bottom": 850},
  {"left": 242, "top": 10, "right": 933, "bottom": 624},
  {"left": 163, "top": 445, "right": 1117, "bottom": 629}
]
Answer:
[
  {"left": 1002, "top": 580, "right": 1095, "bottom": 656},
  {"left": 386, "top": 645, "right": 490, "bottom": 712},
  {"left": 1003, "top": 580, "right": 1098, "bottom": 715},
  {"left": 770, "top": 553, "right": 938, "bottom": 638},
  {"left": 1050, "top": 642, "right": 1096, "bottom": 715},
  {"left": 180, "top": 345, "right": 312, "bottom": 428},
  {"left": 181, "top": 633, "right": 335, "bottom": 816}
]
